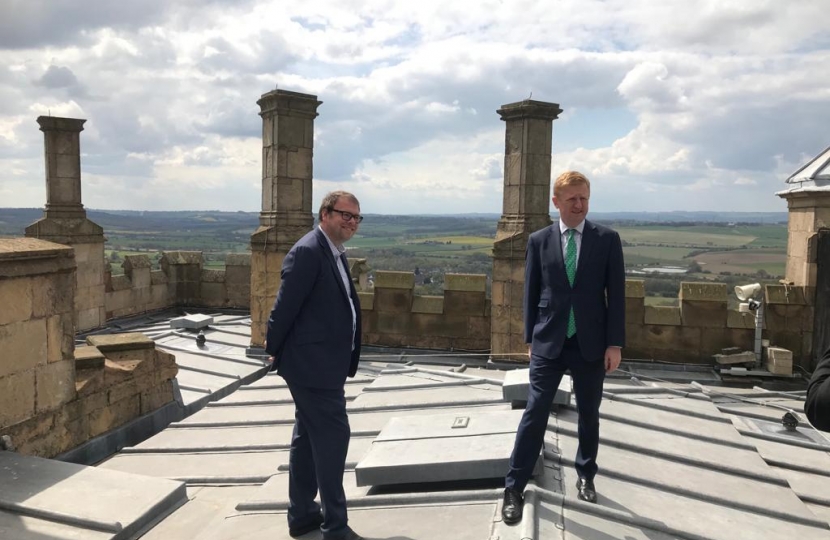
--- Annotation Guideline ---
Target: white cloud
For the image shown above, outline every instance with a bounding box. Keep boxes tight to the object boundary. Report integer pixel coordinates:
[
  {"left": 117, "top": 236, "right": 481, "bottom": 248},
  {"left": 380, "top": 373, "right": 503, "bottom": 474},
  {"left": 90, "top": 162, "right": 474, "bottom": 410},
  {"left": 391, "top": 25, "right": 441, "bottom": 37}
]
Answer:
[{"left": 1, "top": 0, "right": 825, "bottom": 214}]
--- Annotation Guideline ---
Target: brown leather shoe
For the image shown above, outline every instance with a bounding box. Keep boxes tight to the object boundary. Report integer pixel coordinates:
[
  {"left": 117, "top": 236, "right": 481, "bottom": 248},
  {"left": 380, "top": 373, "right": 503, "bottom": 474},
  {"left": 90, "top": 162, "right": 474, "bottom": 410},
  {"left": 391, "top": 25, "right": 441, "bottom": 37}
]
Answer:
[
  {"left": 576, "top": 477, "right": 597, "bottom": 503},
  {"left": 502, "top": 487, "right": 523, "bottom": 524}
]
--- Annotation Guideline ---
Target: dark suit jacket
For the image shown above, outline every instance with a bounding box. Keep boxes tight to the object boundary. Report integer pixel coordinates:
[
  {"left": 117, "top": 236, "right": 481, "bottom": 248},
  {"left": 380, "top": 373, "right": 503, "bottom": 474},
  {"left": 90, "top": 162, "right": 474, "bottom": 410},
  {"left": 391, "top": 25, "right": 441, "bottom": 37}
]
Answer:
[
  {"left": 265, "top": 227, "right": 362, "bottom": 389},
  {"left": 524, "top": 219, "right": 625, "bottom": 361},
  {"left": 805, "top": 346, "right": 830, "bottom": 431}
]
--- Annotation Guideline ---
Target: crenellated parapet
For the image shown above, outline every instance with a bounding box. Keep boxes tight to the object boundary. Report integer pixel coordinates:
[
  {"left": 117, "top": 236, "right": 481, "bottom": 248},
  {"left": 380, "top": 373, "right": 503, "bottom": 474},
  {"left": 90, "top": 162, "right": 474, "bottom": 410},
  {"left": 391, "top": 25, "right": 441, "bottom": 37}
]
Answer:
[
  {"left": 104, "top": 252, "right": 252, "bottom": 319},
  {"left": 623, "top": 279, "right": 813, "bottom": 367},
  {"left": 360, "top": 271, "right": 490, "bottom": 351}
]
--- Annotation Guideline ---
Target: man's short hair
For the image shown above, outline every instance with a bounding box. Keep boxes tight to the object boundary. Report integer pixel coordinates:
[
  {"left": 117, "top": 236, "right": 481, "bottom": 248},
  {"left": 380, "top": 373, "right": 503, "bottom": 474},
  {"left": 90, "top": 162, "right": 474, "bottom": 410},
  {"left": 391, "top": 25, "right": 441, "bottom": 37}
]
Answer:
[
  {"left": 553, "top": 171, "right": 591, "bottom": 197},
  {"left": 318, "top": 191, "right": 360, "bottom": 221}
]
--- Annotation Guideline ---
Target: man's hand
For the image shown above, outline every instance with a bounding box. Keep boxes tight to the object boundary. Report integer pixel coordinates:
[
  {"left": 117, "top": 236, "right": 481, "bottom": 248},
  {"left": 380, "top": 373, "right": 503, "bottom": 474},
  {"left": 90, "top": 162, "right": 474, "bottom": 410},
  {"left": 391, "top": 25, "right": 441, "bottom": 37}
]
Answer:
[
  {"left": 604, "top": 347, "right": 622, "bottom": 373},
  {"left": 528, "top": 345, "right": 532, "bottom": 360}
]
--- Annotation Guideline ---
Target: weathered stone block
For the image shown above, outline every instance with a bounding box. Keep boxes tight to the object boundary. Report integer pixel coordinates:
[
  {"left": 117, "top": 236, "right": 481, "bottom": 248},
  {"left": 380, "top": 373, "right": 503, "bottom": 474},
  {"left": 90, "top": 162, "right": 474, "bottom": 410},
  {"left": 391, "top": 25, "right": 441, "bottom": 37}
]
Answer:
[
  {"left": 644, "top": 306, "right": 681, "bottom": 326},
  {"left": 412, "top": 295, "right": 443, "bottom": 314},
  {"left": 33, "top": 272, "right": 75, "bottom": 318},
  {"left": 374, "top": 288, "right": 413, "bottom": 313},
  {"left": 74, "top": 368, "right": 106, "bottom": 397},
  {"left": 625, "top": 279, "right": 645, "bottom": 298},
  {"left": 0, "top": 318, "right": 47, "bottom": 377},
  {"left": 681, "top": 300, "right": 727, "bottom": 328},
  {"left": 625, "top": 296, "right": 645, "bottom": 325},
  {"left": 35, "top": 360, "right": 76, "bottom": 412},
  {"left": 766, "top": 346, "right": 793, "bottom": 375},
  {"left": 411, "top": 313, "right": 468, "bottom": 338},
  {"left": 0, "top": 277, "right": 33, "bottom": 325},
  {"left": 727, "top": 309, "right": 758, "bottom": 329},
  {"left": 0, "top": 370, "right": 35, "bottom": 428},
  {"left": 226, "top": 253, "right": 251, "bottom": 267},
  {"left": 88, "top": 394, "right": 140, "bottom": 438},
  {"left": 374, "top": 271, "right": 415, "bottom": 290},
  {"left": 375, "top": 312, "right": 413, "bottom": 335},
  {"left": 765, "top": 284, "right": 807, "bottom": 305},
  {"left": 444, "top": 273, "right": 486, "bottom": 292},
  {"left": 140, "top": 382, "right": 175, "bottom": 415},
  {"left": 357, "top": 291, "right": 375, "bottom": 311},
  {"left": 679, "top": 282, "right": 727, "bottom": 302},
  {"left": 468, "top": 316, "right": 490, "bottom": 339},
  {"left": 87, "top": 333, "right": 154, "bottom": 353},
  {"left": 201, "top": 281, "right": 227, "bottom": 306},
  {"left": 74, "top": 345, "right": 105, "bottom": 370},
  {"left": 701, "top": 328, "right": 753, "bottom": 359},
  {"left": 444, "top": 290, "right": 486, "bottom": 316},
  {"left": 154, "top": 350, "right": 178, "bottom": 384}
]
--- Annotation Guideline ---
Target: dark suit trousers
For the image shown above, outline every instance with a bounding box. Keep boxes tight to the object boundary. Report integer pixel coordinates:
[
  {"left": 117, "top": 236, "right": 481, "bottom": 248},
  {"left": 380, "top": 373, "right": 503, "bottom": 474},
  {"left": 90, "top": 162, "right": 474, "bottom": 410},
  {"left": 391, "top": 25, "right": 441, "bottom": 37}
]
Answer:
[
  {"left": 286, "top": 383, "right": 351, "bottom": 537},
  {"left": 505, "top": 336, "right": 606, "bottom": 493}
]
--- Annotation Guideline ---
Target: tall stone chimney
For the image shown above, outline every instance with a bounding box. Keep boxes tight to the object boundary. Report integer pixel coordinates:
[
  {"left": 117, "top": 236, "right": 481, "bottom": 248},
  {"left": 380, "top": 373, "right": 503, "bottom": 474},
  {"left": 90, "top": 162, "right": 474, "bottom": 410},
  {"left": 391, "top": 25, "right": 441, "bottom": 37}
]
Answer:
[
  {"left": 25, "top": 116, "right": 106, "bottom": 332},
  {"left": 491, "top": 100, "right": 563, "bottom": 360},
  {"left": 249, "top": 90, "right": 322, "bottom": 347}
]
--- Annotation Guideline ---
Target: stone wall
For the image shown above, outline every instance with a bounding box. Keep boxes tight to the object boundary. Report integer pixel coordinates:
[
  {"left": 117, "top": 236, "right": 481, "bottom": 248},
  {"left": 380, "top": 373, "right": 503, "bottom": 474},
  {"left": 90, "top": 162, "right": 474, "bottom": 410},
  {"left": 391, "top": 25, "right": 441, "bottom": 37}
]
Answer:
[
  {"left": 0, "top": 239, "right": 77, "bottom": 432},
  {"left": 0, "top": 240, "right": 179, "bottom": 458},
  {"left": 104, "top": 252, "right": 252, "bottom": 319},
  {"left": 2, "top": 334, "right": 178, "bottom": 457},
  {"left": 624, "top": 279, "right": 813, "bottom": 367},
  {"left": 361, "top": 271, "right": 490, "bottom": 351}
]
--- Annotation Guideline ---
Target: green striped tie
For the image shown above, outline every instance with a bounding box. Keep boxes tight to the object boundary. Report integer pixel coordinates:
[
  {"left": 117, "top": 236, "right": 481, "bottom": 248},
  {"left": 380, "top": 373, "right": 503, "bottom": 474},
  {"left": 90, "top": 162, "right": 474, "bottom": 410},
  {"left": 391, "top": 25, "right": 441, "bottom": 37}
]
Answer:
[{"left": 565, "top": 229, "right": 577, "bottom": 338}]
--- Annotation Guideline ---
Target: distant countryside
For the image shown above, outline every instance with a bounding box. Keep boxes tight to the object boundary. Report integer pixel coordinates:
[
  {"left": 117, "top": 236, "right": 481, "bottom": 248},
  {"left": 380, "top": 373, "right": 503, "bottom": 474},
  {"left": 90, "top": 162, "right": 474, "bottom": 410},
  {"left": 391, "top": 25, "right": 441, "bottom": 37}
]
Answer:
[{"left": 0, "top": 209, "right": 788, "bottom": 306}]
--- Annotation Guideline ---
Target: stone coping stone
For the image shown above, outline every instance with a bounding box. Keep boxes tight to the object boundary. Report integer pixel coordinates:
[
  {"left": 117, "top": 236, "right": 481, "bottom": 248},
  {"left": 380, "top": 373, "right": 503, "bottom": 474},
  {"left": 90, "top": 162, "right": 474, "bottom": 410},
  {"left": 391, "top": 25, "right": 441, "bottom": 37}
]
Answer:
[
  {"left": 374, "top": 271, "right": 414, "bottom": 289},
  {"left": 354, "top": 410, "right": 543, "bottom": 487},
  {"left": 87, "top": 333, "right": 155, "bottom": 352},
  {"left": 502, "top": 368, "right": 571, "bottom": 406},
  {"left": 171, "top": 314, "right": 214, "bottom": 329},
  {"left": 74, "top": 345, "right": 105, "bottom": 370},
  {"left": 445, "top": 273, "right": 486, "bottom": 292},
  {"left": 0, "top": 451, "right": 186, "bottom": 540},
  {"left": 0, "top": 238, "right": 73, "bottom": 259},
  {"left": 161, "top": 251, "right": 203, "bottom": 265},
  {"left": 123, "top": 255, "right": 152, "bottom": 269},
  {"left": 357, "top": 291, "right": 374, "bottom": 309},
  {"left": 679, "top": 282, "right": 727, "bottom": 302},
  {"left": 225, "top": 253, "right": 251, "bottom": 267},
  {"left": 765, "top": 284, "right": 808, "bottom": 305}
]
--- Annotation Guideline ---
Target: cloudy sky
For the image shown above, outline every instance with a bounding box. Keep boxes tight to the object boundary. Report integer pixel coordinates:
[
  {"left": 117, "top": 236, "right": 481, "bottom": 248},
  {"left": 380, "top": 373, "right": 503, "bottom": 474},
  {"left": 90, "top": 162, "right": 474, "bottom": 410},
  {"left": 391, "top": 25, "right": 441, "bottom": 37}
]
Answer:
[{"left": 1, "top": 1, "right": 827, "bottom": 214}]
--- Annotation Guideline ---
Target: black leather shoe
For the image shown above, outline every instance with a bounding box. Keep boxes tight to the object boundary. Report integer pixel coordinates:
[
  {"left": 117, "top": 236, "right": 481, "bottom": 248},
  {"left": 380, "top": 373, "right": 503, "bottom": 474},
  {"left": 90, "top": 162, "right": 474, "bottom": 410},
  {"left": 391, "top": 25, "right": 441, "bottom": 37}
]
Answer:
[
  {"left": 322, "top": 529, "right": 364, "bottom": 540},
  {"left": 289, "top": 513, "right": 324, "bottom": 538},
  {"left": 502, "top": 487, "right": 523, "bottom": 524},
  {"left": 576, "top": 478, "right": 597, "bottom": 503}
]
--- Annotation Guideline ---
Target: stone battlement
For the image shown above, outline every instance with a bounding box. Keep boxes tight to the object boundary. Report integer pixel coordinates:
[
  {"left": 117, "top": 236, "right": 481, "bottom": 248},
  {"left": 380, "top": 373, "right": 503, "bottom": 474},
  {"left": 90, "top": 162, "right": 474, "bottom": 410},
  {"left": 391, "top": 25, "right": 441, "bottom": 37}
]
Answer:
[
  {"left": 359, "top": 271, "right": 490, "bottom": 351},
  {"left": 104, "top": 252, "right": 251, "bottom": 319}
]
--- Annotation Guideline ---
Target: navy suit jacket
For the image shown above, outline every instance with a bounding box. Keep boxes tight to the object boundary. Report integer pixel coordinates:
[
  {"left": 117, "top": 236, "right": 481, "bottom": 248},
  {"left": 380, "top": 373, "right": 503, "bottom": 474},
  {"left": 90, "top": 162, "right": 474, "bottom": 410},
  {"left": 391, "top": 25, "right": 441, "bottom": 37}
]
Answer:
[
  {"left": 265, "top": 228, "right": 362, "bottom": 389},
  {"left": 524, "top": 219, "right": 625, "bottom": 361}
]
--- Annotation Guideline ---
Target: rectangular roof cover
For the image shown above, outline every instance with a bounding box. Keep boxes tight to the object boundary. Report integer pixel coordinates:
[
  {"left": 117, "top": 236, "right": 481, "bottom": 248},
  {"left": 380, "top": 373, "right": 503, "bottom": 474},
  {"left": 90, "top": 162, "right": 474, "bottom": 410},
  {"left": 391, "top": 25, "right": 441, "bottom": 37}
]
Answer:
[{"left": 354, "top": 409, "right": 543, "bottom": 487}]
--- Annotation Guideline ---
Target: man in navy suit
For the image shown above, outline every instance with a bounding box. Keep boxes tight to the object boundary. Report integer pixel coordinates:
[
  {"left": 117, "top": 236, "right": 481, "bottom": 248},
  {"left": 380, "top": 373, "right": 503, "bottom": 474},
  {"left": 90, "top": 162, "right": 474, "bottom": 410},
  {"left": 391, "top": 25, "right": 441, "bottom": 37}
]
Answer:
[
  {"left": 502, "top": 171, "right": 625, "bottom": 524},
  {"left": 265, "top": 191, "right": 364, "bottom": 540}
]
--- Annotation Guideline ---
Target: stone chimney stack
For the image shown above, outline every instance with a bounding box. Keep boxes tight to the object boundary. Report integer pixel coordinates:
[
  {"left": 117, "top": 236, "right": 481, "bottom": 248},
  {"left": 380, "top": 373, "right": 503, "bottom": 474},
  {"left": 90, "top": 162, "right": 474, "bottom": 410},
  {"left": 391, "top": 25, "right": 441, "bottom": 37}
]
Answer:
[
  {"left": 25, "top": 116, "right": 106, "bottom": 332},
  {"left": 491, "top": 100, "right": 563, "bottom": 360},
  {"left": 249, "top": 90, "right": 322, "bottom": 347}
]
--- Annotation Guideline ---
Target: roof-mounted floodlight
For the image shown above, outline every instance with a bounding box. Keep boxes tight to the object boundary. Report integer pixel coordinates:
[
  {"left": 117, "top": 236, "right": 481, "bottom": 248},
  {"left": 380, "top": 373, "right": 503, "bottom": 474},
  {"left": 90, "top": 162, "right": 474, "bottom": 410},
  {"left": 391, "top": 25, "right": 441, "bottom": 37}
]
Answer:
[
  {"left": 734, "top": 283, "right": 764, "bottom": 365},
  {"left": 735, "top": 282, "right": 762, "bottom": 302}
]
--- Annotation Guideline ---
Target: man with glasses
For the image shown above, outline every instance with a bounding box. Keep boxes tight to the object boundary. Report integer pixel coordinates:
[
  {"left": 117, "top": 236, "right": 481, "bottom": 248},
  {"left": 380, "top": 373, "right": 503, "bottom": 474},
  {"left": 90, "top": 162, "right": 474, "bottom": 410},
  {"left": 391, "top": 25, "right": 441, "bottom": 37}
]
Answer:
[
  {"left": 502, "top": 171, "right": 625, "bottom": 524},
  {"left": 266, "top": 190, "right": 364, "bottom": 540}
]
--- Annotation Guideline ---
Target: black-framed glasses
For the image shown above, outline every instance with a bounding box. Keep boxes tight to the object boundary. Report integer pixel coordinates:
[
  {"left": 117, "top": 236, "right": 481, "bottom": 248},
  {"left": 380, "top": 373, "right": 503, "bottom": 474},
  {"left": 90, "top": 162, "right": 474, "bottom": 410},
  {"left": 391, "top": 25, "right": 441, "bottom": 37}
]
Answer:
[{"left": 329, "top": 208, "right": 364, "bottom": 223}]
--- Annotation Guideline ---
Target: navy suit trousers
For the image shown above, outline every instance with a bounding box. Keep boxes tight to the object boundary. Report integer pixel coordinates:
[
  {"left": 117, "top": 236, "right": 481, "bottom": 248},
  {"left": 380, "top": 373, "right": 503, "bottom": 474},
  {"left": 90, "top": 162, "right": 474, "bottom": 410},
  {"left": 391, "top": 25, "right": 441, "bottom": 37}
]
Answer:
[
  {"left": 286, "top": 383, "right": 351, "bottom": 536},
  {"left": 505, "top": 336, "right": 606, "bottom": 493}
]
